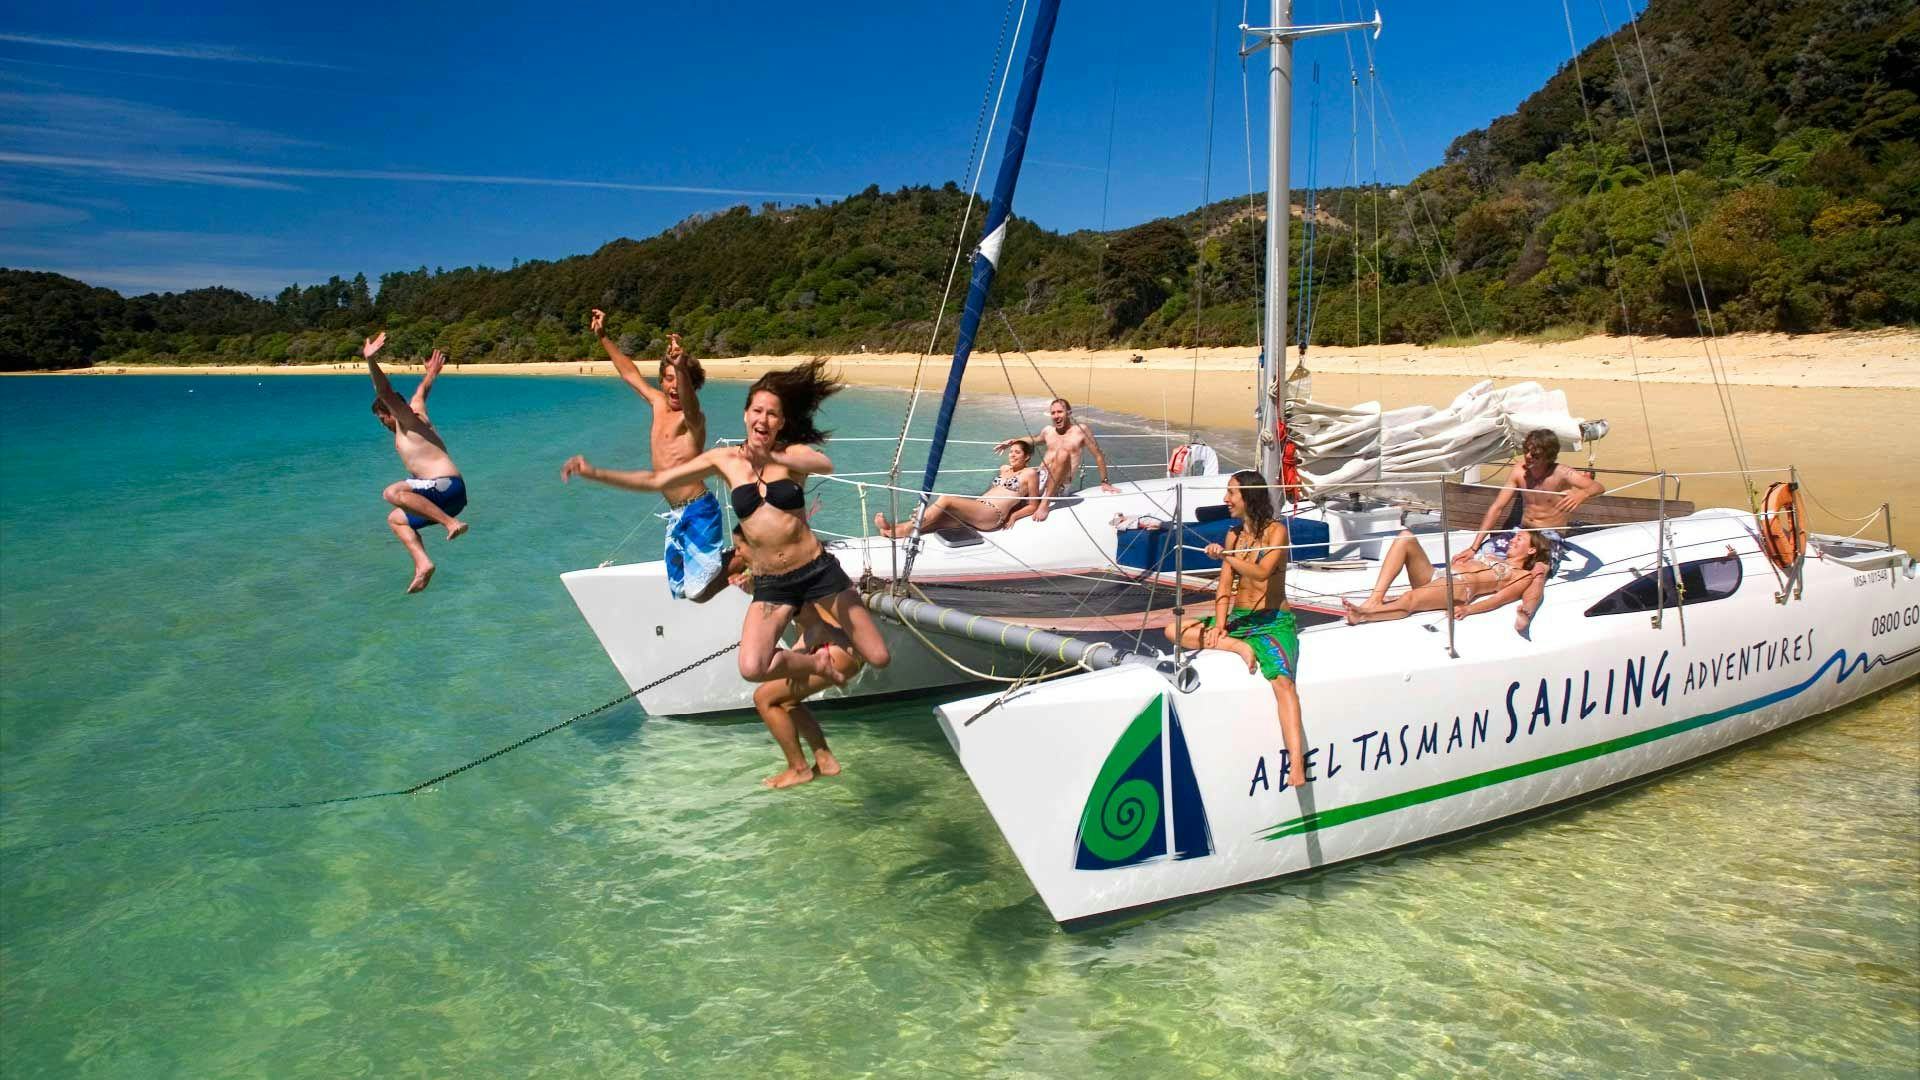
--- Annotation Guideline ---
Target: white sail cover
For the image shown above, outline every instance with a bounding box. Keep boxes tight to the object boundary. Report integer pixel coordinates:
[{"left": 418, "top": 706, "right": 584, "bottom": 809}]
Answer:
[{"left": 1285, "top": 377, "right": 1596, "bottom": 489}]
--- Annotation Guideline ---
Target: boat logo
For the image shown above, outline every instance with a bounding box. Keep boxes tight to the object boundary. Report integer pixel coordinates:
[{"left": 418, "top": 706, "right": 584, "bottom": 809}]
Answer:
[{"left": 1074, "top": 693, "right": 1213, "bottom": 870}]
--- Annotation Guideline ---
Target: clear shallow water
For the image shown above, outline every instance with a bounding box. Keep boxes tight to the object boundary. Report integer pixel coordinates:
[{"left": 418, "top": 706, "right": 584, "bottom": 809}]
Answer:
[{"left": 1, "top": 375, "right": 1914, "bottom": 1078}]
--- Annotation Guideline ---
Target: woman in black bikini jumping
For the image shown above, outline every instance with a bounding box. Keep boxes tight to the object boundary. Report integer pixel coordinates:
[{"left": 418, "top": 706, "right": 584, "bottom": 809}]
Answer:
[
  {"left": 870, "top": 439, "right": 1040, "bottom": 538},
  {"left": 561, "top": 359, "right": 893, "bottom": 705}
]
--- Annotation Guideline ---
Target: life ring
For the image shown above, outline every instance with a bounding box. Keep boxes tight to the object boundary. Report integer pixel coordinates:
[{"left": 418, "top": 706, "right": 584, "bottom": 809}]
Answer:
[{"left": 1759, "top": 481, "right": 1806, "bottom": 570}]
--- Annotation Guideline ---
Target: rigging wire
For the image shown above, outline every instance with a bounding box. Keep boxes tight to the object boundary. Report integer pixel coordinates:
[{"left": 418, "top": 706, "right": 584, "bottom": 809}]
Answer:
[
  {"left": 1600, "top": 0, "right": 1758, "bottom": 507},
  {"left": 1557, "top": 0, "right": 1661, "bottom": 472},
  {"left": 15, "top": 641, "right": 742, "bottom": 853},
  {"left": 888, "top": 0, "right": 1030, "bottom": 492},
  {"left": 1092, "top": 79, "right": 1119, "bottom": 409},
  {"left": 1189, "top": 0, "right": 1226, "bottom": 440}
]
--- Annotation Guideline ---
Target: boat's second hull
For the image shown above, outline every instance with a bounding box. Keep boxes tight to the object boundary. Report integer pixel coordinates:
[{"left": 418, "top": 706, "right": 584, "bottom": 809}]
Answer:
[{"left": 933, "top": 545, "right": 1920, "bottom": 924}]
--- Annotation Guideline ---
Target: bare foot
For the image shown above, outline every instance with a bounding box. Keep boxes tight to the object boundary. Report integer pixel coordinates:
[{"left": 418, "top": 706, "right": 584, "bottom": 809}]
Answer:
[
  {"left": 763, "top": 764, "right": 815, "bottom": 789},
  {"left": 813, "top": 749, "right": 842, "bottom": 776},
  {"left": 872, "top": 511, "right": 890, "bottom": 537},
  {"left": 1285, "top": 768, "right": 1308, "bottom": 789},
  {"left": 814, "top": 647, "right": 849, "bottom": 686},
  {"left": 1342, "top": 599, "right": 1361, "bottom": 625},
  {"left": 445, "top": 519, "right": 468, "bottom": 540},
  {"left": 407, "top": 564, "right": 435, "bottom": 593}
]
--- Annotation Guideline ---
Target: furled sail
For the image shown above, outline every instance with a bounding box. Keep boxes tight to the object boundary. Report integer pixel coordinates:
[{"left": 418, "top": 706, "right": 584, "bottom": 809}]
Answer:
[{"left": 1285, "top": 377, "right": 1602, "bottom": 489}]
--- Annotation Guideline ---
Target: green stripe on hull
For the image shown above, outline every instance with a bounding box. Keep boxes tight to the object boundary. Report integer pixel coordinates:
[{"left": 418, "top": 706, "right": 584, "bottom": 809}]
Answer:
[{"left": 1257, "top": 647, "right": 1890, "bottom": 842}]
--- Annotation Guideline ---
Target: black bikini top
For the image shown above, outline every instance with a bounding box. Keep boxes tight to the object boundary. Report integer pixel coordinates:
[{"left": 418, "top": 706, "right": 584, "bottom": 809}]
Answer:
[{"left": 731, "top": 476, "right": 805, "bottom": 519}]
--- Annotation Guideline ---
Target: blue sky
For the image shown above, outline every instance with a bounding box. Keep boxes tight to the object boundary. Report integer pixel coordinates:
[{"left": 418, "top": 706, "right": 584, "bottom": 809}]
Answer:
[{"left": 0, "top": 1, "right": 1641, "bottom": 297}]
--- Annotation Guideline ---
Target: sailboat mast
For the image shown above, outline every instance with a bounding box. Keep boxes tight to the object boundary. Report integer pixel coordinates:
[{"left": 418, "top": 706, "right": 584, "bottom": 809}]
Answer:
[
  {"left": 1243, "top": 6, "right": 1379, "bottom": 487},
  {"left": 914, "top": 0, "right": 1064, "bottom": 520},
  {"left": 1260, "top": 0, "right": 1294, "bottom": 487}
]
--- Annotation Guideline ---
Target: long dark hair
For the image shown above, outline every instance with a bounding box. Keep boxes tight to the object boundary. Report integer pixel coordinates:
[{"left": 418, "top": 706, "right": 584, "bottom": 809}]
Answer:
[
  {"left": 1230, "top": 469, "right": 1275, "bottom": 540},
  {"left": 746, "top": 357, "right": 840, "bottom": 447}
]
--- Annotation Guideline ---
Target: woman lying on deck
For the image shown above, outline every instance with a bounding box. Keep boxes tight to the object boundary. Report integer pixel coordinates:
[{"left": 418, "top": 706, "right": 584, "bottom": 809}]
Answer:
[
  {"left": 562, "top": 359, "right": 891, "bottom": 724},
  {"left": 871, "top": 440, "right": 1039, "bottom": 538},
  {"left": 1342, "top": 528, "right": 1549, "bottom": 637}
]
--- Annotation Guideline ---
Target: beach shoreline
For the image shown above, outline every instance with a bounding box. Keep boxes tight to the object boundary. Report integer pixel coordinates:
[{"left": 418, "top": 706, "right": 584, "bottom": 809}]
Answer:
[
  {"left": 19, "top": 331, "right": 1915, "bottom": 548},
  {"left": 20, "top": 329, "right": 1918, "bottom": 407}
]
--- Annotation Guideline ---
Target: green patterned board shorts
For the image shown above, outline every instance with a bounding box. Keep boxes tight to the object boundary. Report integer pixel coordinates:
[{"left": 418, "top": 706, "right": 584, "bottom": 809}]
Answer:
[{"left": 1199, "top": 607, "right": 1300, "bottom": 682}]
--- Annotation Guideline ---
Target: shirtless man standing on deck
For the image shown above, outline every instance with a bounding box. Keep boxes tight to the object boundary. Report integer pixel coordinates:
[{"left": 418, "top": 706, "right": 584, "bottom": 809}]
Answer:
[
  {"left": 366, "top": 333, "right": 467, "bottom": 593},
  {"left": 997, "top": 398, "right": 1120, "bottom": 524},
  {"left": 576, "top": 310, "right": 722, "bottom": 599},
  {"left": 1463, "top": 428, "right": 1607, "bottom": 579}
]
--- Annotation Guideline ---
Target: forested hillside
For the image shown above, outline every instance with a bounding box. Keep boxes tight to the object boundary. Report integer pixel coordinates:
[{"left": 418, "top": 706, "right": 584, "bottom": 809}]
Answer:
[{"left": 3, "top": 0, "right": 1914, "bottom": 370}]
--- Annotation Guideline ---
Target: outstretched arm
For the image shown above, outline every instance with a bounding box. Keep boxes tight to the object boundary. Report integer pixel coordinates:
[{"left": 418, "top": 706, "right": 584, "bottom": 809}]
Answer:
[
  {"left": 1082, "top": 425, "right": 1119, "bottom": 492},
  {"left": 409, "top": 348, "right": 446, "bottom": 422},
  {"left": 364, "top": 333, "right": 416, "bottom": 422},
  {"left": 561, "top": 447, "right": 723, "bottom": 492},
  {"left": 591, "top": 309, "right": 663, "bottom": 405}
]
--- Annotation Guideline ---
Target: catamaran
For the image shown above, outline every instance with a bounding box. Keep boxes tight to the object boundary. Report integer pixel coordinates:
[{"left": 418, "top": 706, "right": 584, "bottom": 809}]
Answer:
[{"left": 563, "top": 1, "right": 1919, "bottom": 924}]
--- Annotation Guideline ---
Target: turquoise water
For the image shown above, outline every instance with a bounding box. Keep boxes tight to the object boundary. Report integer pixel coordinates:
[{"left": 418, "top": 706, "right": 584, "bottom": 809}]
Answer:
[{"left": 2, "top": 375, "right": 1915, "bottom": 1078}]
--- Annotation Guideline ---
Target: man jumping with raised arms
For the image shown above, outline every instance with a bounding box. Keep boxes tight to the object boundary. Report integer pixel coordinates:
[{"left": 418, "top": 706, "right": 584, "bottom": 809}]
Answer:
[
  {"left": 365, "top": 333, "right": 467, "bottom": 593},
  {"left": 998, "top": 398, "right": 1120, "bottom": 524},
  {"left": 584, "top": 310, "right": 722, "bottom": 599}
]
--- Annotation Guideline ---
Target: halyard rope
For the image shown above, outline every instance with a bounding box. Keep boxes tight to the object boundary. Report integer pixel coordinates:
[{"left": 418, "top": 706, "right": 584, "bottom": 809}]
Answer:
[{"left": 16, "top": 642, "right": 742, "bottom": 852}]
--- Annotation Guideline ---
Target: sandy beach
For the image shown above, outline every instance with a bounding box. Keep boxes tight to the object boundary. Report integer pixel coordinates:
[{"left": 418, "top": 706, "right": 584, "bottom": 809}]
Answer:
[{"left": 28, "top": 330, "right": 1916, "bottom": 549}]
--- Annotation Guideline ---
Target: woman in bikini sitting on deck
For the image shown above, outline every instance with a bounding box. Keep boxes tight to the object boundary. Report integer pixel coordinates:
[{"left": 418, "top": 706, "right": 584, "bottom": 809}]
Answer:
[
  {"left": 1165, "top": 470, "right": 1310, "bottom": 789},
  {"left": 1342, "top": 527, "right": 1550, "bottom": 637},
  {"left": 871, "top": 439, "right": 1039, "bottom": 538},
  {"left": 561, "top": 359, "right": 893, "bottom": 787}
]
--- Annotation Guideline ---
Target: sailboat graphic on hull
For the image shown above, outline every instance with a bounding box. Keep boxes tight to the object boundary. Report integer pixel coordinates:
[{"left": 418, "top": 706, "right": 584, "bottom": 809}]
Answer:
[{"left": 1075, "top": 694, "right": 1214, "bottom": 870}]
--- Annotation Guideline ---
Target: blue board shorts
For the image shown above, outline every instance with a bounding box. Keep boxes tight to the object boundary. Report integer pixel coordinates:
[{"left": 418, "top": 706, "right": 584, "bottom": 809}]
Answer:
[
  {"left": 403, "top": 475, "right": 467, "bottom": 530},
  {"left": 664, "top": 490, "right": 725, "bottom": 600}
]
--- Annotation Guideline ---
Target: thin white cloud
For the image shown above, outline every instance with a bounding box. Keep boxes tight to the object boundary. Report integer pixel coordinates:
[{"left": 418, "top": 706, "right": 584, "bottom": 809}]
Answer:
[
  {"left": 0, "top": 151, "right": 301, "bottom": 189},
  {"left": 0, "top": 56, "right": 306, "bottom": 93},
  {"left": 0, "top": 89, "right": 317, "bottom": 153},
  {"left": 1027, "top": 157, "right": 1107, "bottom": 175},
  {"left": 0, "top": 196, "right": 88, "bottom": 227},
  {"left": 0, "top": 32, "right": 337, "bottom": 69},
  {"left": 0, "top": 151, "right": 837, "bottom": 199}
]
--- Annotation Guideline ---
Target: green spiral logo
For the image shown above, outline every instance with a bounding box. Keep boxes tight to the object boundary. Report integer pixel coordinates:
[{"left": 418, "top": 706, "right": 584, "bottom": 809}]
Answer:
[
  {"left": 1083, "top": 776, "right": 1161, "bottom": 862},
  {"left": 1076, "top": 695, "right": 1169, "bottom": 869}
]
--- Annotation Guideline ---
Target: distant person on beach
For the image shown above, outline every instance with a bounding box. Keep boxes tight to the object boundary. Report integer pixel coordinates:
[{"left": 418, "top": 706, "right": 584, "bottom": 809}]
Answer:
[
  {"left": 586, "top": 309, "right": 721, "bottom": 600},
  {"left": 561, "top": 359, "right": 891, "bottom": 774},
  {"left": 1465, "top": 428, "right": 1606, "bottom": 578},
  {"left": 1164, "top": 470, "right": 1308, "bottom": 789},
  {"left": 1343, "top": 528, "right": 1549, "bottom": 636},
  {"left": 997, "top": 398, "right": 1120, "bottom": 524},
  {"left": 365, "top": 333, "right": 467, "bottom": 593},
  {"left": 871, "top": 439, "right": 1039, "bottom": 537},
  {"left": 708, "top": 529, "right": 858, "bottom": 788}
]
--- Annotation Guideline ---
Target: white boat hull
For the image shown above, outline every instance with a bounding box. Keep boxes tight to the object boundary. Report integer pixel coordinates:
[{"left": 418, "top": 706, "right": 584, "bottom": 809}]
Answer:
[
  {"left": 561, "top": 477, "right": 1245, "bottom": 715},
  {"left": 932, "top": 516, "right": 1920, "bottom": 923}
]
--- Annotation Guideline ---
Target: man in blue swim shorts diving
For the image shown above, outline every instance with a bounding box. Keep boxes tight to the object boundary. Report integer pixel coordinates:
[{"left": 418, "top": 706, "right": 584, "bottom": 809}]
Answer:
[
  {"left": 365, "top": 333, "right": 468, "bottom": 594},
  {"left": 563, "top": 312, "right": 723, "bottom": 599}
]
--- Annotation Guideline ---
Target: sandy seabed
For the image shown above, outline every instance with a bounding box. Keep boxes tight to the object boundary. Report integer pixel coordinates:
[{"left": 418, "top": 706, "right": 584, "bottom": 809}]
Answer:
[{"left": 30, "top": 329, "right": 1920, "bottom": 549}]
